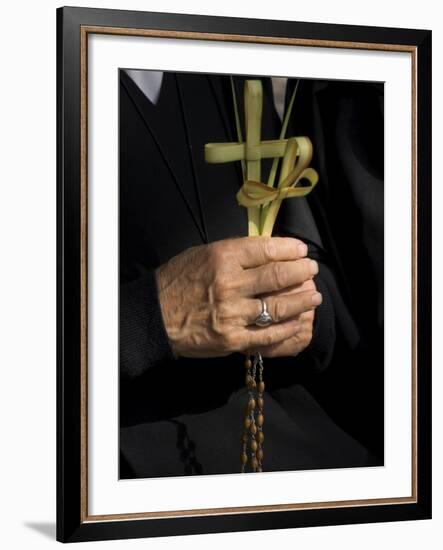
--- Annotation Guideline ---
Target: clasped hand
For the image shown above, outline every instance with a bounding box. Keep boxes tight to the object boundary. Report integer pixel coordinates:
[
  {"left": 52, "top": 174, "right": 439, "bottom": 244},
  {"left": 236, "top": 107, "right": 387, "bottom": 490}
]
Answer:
[{"left": 155, "top": 236, "right": 322, "bottom": 359}]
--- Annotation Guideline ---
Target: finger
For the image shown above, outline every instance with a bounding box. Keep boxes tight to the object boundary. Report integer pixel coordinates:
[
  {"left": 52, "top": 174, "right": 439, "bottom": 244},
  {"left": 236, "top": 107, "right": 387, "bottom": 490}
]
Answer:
[
  {"left": 242, "top": 317, "right": 302, "bottom": 352},
  {"left": 242, "top": 290, "right": 322, "bottom": 325},
  {"left": 229, "top": 236, "right": 308, "bottom": 268},
  {"left": 241, "top": 258, "right": 318, "bottom": 297},
  {"left": 257, "top": 315, "right": 315, "bottom": 357},
  {"left": 258, "top": 332, "right": 309, "bottom": 358},
  {"left": 240, "top": 311, "right": 314, "bottom": 355},
  {"left": 265, "top": 277, "right": 317, "bottom": 298}
]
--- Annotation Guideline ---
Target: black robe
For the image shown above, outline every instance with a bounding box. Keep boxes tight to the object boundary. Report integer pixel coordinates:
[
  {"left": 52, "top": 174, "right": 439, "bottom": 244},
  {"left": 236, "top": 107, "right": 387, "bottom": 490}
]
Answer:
[{"left": 119, "top": 70, "right": 384, "bottom": 478}]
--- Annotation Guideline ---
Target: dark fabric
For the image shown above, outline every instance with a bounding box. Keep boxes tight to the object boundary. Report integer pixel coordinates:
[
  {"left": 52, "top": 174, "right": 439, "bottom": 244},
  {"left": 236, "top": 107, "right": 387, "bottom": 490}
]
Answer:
[
  {"left": 120, "top": 269, "right": 175, "bottom": 380},
  {"left": 281, "top": 79, "right": 385, "bottom": 456},
  {"left": 119, "top": 70, "right": 384, "bottom": 478},
  {"left": 120, "top": 385, "right": 371, "bottom": 478}
]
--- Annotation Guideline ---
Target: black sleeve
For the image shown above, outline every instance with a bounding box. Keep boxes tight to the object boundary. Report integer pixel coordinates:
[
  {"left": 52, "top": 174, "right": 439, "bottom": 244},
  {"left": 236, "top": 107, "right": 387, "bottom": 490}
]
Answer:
[{"left": 120, "top": 269, "right": 176, "bottom": 381}]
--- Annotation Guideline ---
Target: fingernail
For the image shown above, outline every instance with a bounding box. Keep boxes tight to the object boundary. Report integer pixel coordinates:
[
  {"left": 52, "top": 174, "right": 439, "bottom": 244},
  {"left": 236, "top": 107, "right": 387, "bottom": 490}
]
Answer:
[
  {"left": 311, "top": 292, "right": 323, "bottom": 306},
  {"left": 298, "top": 243, "right": 308, "bottom": 257},
  {"left": 309, "top": 259, "right": 319, "bottom": 276}
]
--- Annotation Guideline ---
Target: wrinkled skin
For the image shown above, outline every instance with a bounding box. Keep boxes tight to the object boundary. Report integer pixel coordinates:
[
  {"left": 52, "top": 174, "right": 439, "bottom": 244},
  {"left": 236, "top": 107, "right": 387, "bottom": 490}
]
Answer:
[{"left": 155, "top": 236, "right": 321, "bottom": 359}]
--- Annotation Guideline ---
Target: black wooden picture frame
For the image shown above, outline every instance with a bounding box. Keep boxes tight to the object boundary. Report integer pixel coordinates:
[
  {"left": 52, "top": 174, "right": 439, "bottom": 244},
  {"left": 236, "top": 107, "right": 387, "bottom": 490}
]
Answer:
[{"left": 57, "top": 6, "right": 432, "bottom": 543}]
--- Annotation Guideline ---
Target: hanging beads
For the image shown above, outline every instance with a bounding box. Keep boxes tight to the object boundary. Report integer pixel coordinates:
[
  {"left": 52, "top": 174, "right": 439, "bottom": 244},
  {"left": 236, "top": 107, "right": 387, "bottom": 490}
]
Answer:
[
  {"left": 241, "top": 353, "right": 264, "bottom": 473},
  {"left": 255, "top": 354, "right": 264, "bottom": 472}
]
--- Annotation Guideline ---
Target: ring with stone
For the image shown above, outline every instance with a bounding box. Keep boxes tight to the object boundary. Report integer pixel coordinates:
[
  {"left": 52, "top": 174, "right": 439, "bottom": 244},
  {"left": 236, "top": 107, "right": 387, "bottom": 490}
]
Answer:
[{"left": 254, "top": 298, "right": 273, "bottom": 327}]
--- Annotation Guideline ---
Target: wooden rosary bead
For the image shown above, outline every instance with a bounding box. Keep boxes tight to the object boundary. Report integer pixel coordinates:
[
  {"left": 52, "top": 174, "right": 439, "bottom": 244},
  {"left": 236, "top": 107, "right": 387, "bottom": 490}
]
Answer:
[
  {"left": 248, "top": 398, "right": 256, "bottom": 410},
  {"left": 241, "top": 354, "right": 265, "bottom": 473}
]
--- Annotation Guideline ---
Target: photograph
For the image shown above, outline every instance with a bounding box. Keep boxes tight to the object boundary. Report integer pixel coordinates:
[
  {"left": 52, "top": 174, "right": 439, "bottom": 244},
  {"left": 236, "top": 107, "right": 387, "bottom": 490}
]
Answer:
[
  {"left": 119, "top": 68, "right": 385, "bottom": 479},
  {"left": 55, "top": 6, "right": 431, "bottom": 542},
  {"left": 0, "top": 0, "right": 437, "bottom": 547}
]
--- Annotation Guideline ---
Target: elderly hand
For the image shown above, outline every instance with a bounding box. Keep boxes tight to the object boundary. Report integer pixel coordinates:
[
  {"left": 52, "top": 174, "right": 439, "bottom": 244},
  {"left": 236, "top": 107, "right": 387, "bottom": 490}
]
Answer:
[
  {"left": 256, "top": 278, "right": 317, "bottom": 358},
  {"left": 155, "top": 236, "right": 321, "bottom": 359}
]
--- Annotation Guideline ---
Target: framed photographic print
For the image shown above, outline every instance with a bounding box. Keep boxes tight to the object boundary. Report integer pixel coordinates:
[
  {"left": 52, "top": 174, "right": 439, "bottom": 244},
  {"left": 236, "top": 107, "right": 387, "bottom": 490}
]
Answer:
[{"left": 56, "top": 6, "right": 432, "bottom": 543}]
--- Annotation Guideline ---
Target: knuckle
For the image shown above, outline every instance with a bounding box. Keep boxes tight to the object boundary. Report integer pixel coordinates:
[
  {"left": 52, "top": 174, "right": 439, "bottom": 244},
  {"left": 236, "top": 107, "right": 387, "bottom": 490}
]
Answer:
[
  {"left": 212, "top": 274, "right": 231, "bottom": 301},
  {"left": 273, "top": 299, "right": 286, "bottom": 322},
  {"left": 292, "top": 259, "right": 305, "bottom": 282},
  {"left": 272, "top": 262, "right": 287, "bottom": 288},
  {"left": 206, "top": 242, "right": 223, "bottom": 265},
  {"left": 305, "top": 259, "right": 315, "bottom": 279},
  {"left": 298, "top": 259, "right": 310, "bottom": 281},
  {"left": 263, "top": 237, "right": 277, "bottom": 261},
  {"left": 217, "top": 301, "right": 232, "bottom": 321},
  {"left": 208, "top": 241, "right": 233, "bottom": 267},
  {"left": 303, "top": 293, "right": 315, "bottom": 309}
]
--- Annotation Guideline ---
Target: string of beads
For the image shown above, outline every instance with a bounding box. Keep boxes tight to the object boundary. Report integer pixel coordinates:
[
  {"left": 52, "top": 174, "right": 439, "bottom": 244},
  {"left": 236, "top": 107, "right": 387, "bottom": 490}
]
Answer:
[{"left": 241, "top": 353, "right": 264, "bottom": 473}]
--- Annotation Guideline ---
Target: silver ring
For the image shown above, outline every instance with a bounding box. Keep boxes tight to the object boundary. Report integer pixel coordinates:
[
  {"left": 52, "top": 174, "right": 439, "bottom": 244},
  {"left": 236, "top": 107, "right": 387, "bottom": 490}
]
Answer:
[{"left": 254, "top": 298, "right": 273, "bottom": 327}]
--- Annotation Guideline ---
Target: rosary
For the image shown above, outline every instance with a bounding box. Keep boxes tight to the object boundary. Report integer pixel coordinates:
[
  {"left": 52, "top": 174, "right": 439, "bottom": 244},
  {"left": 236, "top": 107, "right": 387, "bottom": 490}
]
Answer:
[
  {"left": 205, "top": 77, "right": 319, "bottom": 472},
  {"left": 241, "top": 353, "right": 265, "bottom": 472}
]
